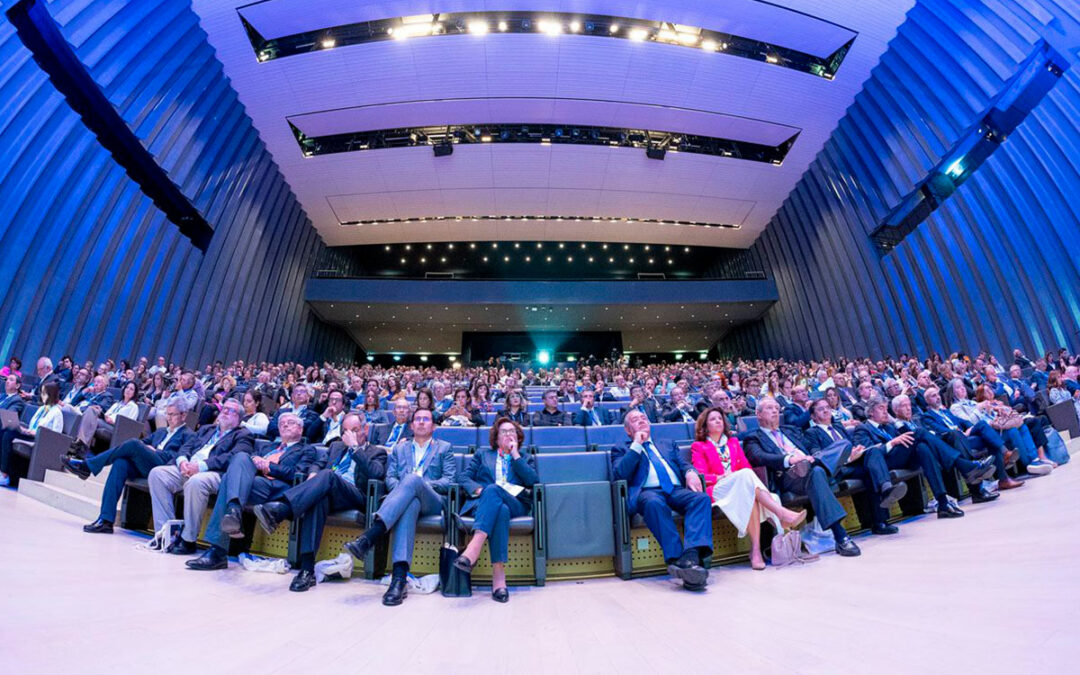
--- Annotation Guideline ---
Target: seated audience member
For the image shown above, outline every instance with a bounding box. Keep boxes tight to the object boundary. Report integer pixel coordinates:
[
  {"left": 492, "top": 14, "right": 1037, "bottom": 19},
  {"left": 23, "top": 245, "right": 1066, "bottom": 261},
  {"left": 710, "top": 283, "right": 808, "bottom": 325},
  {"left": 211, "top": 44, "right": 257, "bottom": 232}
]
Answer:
[
  {"left": 557, "top": 379, "right": 580, "bottom": 403},
  {"left": 609, "top": 376, "right": 631, "bottom": 398},
  {"left": 951, "top": 379, "right": 1054, "bottom": 475},
  {"left": 64, "top": 404, "right": 195, "bottom": 533},
  {"left": 498, "top": 390, "right": 530, "bottom": 426},
  {"left": 146, "top": 399, "right": 254, "bottom": 554},
  {"left": 742, "top": 398, "right": 861, "bottom": 557},
  {"left": 992, "top": 365, "right": 1037, "bottom": 412},
  {"left": 532, "top": 389, "right": 570, "bottom": 427},
  {"left": 0, "top": 357, "right": 21, "bottom": 379},
  {"left": 453, "top": 418, "right": 539, "bottom": 602},
  {"left": 25, "top": 357, "right": 61, "bottom": 404},
  {"left": 0, "top": 374, "right": 27, "bottom": 416},
  {"left": 573, "top": 388, "right": 611, "bottom": 426},
  {"left": 415, "top": 387, "right": 437, "bottom": 414},
  {"left": 439, "top": 387, "right": 483, "bottom": 427},
  {"left": 153, "top": 371, "right": 200, "bottom": 429},
  {"left": 611, "top": 410, "right": 712, "bottom": 591},
  {"left": 317, "top": 390, "right": 347, "bottom": 443},
  {"left": 240, "top": 390, "right": 269, "bottom": 437},
  {"left": 472, "top": 383, "right": 496, "bottom": 413},
  {"left": 187, "top": 412, "right": 316, "bottom": 571},
  {"left": 359, "top": 390, "right": 387, "bottom": 425},
  {"left": 824, "top": 387, "right": 858, "bottom": 430},
  {"left": 70, "top": 374, "right": 115, "bottom": 421},
  {"left": 254, "top": 414, "right": 387, "bottom": 592},
  {"left": 77, "top": 381, "right": 139, "bottom": 453},
  {"left": 60, "top": 368, "right": 91, "bottom": 407},
  {"left": 372, "top": 399, "right": 414, "bottom": 446},
  {"left": 0, "top": 382, "right": 63, "bottom": 486},
  {"left": 781, "top": 385, "right": 812, "bottom": 429},
  {"left": 266, "top": 382, "right": 322, "bottom": 442},
  {"left": 662, "top": 386, "right": 699, "bottom": 423},
  {"left": 691, "top": 407, "right": 805, "bottom": 569},
  {"left": 621, "top": 385, "right": 660, "bottom": 423},
  {"left": 344, "top": 408, "right": 457, "bottom": 606},
  {"left": 849, "top": 379, "right": 878, "bottom": 421}
]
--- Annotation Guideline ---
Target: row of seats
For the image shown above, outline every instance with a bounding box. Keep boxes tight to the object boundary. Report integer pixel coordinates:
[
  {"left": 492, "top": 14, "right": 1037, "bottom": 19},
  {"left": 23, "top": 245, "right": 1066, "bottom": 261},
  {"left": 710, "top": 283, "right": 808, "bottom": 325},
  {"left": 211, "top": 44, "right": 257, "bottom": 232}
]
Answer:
[{"left": 419, "top": 421, "right": 699, "bottom": 454}]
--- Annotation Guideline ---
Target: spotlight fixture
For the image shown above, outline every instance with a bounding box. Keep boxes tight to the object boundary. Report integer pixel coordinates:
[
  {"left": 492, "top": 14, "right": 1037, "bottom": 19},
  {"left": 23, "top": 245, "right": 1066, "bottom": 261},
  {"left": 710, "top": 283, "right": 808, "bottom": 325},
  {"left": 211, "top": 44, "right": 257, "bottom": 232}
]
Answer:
[
  {"left": 433, "top": 141, "right": 453, "bottom": 157},
  {"left": 646, "top": 146, "right": 666, "bottom": 160},
  {"left": 321, "top": 37, "right": 336, "bottom": 48}
]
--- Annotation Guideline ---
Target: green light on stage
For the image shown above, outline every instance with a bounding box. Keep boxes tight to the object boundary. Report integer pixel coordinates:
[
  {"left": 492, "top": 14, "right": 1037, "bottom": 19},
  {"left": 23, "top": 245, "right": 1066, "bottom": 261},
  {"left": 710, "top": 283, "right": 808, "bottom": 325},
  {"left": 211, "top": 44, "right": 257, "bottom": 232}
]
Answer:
[
  {"left": 393, "top": 355, "right": 401, "bottom": 362},
  {"left": 537, "top": 350, "right": 551, "bottom": 365},
  {"left": 366, "top": 355, "right": 374, "bottom": 362},
  {"left": 674, "top": 353, "right": 683, "bottom": 360}
]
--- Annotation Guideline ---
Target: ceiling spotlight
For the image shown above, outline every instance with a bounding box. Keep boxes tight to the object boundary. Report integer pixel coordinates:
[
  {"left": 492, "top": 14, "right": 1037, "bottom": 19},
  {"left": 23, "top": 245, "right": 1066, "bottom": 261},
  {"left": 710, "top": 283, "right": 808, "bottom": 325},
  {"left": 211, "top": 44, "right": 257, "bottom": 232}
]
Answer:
[
  {"left": 766, "top": 54, "right": 780, "bottom": 64},
  {"left": 469, "top": 243, "right": 476, "bottom": 249},
  {"left": 609, "top": 24, "right": 619, "bottom": 33},
  {"left": 384, "top": 245, "right": 391, "bottom": 251},
  {"left": 569, "top": 21, "right": 581, "bottom": 32},
  {"left": 558, "top": 243, "right": 565, "bottom": 249},
  {"left": 498, "top": 21, "right": 508, "bottom": 31},
  {"left": 257, "top": 51, "right": 270, "bottom": 62},
  {"left": 629, "top": 28, "right": 649, "bottom": 41},
  {"left": 701, "top": 39, "right": 718, "bottom": 51},
  {"left": 404, "top": 244, "right": 411, "bottom": 250},
  {"left": 321, "top": 37, "right": 336, "bottom": 49},
  {"left": 468, "top": 21, "right": 489, "bottom": 34},
  {"left": 433, "top": 141, "right": 453, "bottom": 157},
  {"left": 539, "top": 20, "right": 562, "bottom": 35}
]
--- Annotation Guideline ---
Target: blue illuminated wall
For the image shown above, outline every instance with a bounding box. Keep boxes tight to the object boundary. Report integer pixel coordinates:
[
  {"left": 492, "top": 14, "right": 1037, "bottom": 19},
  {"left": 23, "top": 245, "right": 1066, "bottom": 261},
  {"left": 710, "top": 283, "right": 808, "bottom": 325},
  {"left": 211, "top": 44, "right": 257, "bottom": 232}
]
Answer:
[
  {"left": 722, "top": 0, "right": 1080, "bottom": 361},
  {"left": 0, "top": 0, "right": 354, "bottom": 366}
]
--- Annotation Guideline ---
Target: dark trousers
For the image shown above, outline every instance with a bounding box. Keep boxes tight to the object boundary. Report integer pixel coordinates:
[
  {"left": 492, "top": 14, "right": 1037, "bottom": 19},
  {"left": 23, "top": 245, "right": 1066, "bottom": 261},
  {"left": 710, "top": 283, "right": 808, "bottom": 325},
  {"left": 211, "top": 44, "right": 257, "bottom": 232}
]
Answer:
[
  {"left": 885, "top": 440, "right": 946, "bottom": 499},
  {"left": 0, "top": 428, "right": 33, "bottom": 474},
  {"left": 629, "top": 486, "right": 713, "bottom": 562},
  {"left": 839, "top": 446, "right": 889, "bottom": 526},
  {"left": 1023, "top": 417, "right": 1047, "bottom": 448},
  {"left": 780, "top": 464, "right": 847, "bottom": 530},
  {"left": 284, "top": 469, "right": 367, "bottom": 555},
  {"left": 470, "top": 484, "right": 529, "bottom": 564},
  {"left": 88, "top": 439, "right": 170, "bottom": 521},
  {"left": 205, "top": 453, "right": 290, "bottom": 549},
  {"left": 938, "top": 423, "right": 1010, "bottom": 481}
]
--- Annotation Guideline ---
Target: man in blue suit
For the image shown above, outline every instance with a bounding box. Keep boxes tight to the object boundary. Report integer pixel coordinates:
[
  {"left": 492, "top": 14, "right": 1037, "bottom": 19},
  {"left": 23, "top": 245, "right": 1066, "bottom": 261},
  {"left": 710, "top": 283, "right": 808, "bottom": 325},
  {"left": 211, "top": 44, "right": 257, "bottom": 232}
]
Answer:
[
  {"left": 610, "top": 410, "right": 712, "bottom": 591},
  {"left": 995, "top": 365, "right": 1038, "bottom": 412},
  {"left": 63, "top": 403, "right": 194, "bottom": 534},
  {"left": 0, "top": 374, "right": 27, "bottom": 416},
  {"left": 573, "top": 389, "right": 611, "bottom": 426},
  {"left": 781, "top": 386, "right": 812, "bottom": 429}
]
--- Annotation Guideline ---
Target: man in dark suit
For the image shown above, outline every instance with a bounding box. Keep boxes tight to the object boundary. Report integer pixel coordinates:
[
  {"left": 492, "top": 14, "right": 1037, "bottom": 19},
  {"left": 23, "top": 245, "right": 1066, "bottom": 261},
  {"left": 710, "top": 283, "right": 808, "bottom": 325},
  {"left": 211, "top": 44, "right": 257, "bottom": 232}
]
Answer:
[
  {"left": 266, "top": 382, "right": 323, "bottom": 442},
  {"left": 64, "top": 403, "right": 194, "bottom": 534},
  {"left": 532, "top": 389, "right": 570, "bottom": 426},
  {"left": 146, "top": 399, "right": 255, "bottom": 554},
  {"left": 254, "top": 413, "right": 388, "bottom": 592},
  {"left": 611, "top": 410, "right": 712, "bottom": 591},
  {"left": 781, "top": 386, "right": 812, "bottom": 429},
  {"left": 71, "top": 374, "right": 115, "bottom": 415},
  {"left": 620, "top": 385, "right": 659, "bottom": 423},
  {"left": 919, "top": 386, "right": 1026, "bottom": 490},
  {"left": 371, "top": 398, "right": 413, "bottom": 446},
  {"left": 802, "top": 399, "right": 905, "bottom": 535},
  {"left": 0, "top": 374, "right": 26, "bottom": 416},
  {"left": 25, "top": 357, "right": 61, "bottom": 404},
  {"left": 558, "top": 379, "right": 580, "bottom": 403},
  {"left": 343, "top": 408, "right": 457, "bottom": 606},
  {"left": 742, "top": 398, "right": 861, "bottom": 556},
  {"left": 573, "top": 389, "right": 611, "bottom": 426},
  {"left": 849, "top": 380, "right": 877, "bottom": 421},
  {"left": 995, "top": 365, "right": 1038, "bottom": 413},
  {"left": 661, "top": 386, "right": 698, "bottom": 423}
]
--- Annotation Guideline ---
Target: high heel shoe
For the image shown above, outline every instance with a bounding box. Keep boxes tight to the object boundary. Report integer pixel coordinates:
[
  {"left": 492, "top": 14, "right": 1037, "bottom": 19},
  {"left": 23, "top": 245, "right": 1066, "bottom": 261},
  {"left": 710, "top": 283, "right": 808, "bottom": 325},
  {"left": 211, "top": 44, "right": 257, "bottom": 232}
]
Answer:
[
  {"left": 782, "top": 510, "right": 807, "bottom": 530},
  {"left": 453, "top": 554, "right": 476, "bottom": 574}
]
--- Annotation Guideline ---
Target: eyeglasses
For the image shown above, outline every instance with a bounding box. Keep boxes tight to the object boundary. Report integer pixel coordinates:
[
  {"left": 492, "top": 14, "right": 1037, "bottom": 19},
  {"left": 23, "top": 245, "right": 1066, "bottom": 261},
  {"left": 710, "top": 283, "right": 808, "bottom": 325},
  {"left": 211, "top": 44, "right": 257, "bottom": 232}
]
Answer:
[{"left": 497, "top": 429, "right": 518, "bottom": 436}]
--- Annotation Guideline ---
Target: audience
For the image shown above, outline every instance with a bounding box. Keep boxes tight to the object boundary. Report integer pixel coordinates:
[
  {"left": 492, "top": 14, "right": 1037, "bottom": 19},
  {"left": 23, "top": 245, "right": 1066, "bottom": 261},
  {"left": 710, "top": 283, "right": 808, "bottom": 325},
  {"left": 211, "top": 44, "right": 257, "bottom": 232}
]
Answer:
[{"left": 0, "top": 382, "right": 63, "bottom": 486}]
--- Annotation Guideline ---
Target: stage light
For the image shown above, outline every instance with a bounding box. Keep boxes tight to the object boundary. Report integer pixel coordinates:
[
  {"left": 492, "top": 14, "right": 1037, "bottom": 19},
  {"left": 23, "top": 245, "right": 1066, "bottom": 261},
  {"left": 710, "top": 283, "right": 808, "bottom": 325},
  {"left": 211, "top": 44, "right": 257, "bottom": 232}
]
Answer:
[
  {"left": 766, "top": 54, "right": 779, "bottom": 64},
  {"left": 393, "top": 355, "right": 401, "bottom": 362},
  {"left": 257, "top": 51, "right": 270, "bottom": 62},
  {"left": 646, "top": 146, "right": 666, "bottom": 160},
  {"left": 366, "top": 355, "right": 374, "bottom": 362},
  {"left": 420, "top": 355, "right": 428, "bottom": 362},
  {"left": 629, "top": 28, "right": 649, "bottom": 41},
  {"left": 449, "top": 355, "right": 457, "bottom": 361},
  {"left": 452, "top": 361, "right": 462, "bottom": 370},
  {"left": 701, "top": 39, "right": 718, "bottom": 51},
  {"left": 539, "top": 20, "right": 562, "bottom": 35},
  {"left": 699, "top": 352, "right": 708, "bottom": 360},
  {"left": 567, "top": 355, "right": 576, "bottom": 362},
  {"left": 405, "top": 244, "right": 411, "bottom": 250},
  {"left": 433, "top": 141, "right": 453, "bottom": 156},
  {"left": 321, "top": 37, "right": 336, "bottom": 48},
  {"left": 609, "top": 24, "right": 619, "bottom": 33},
  {"left": 947, "top": 159, "right": 965, "bottom": 178},
  {"left": 384, "top": 245, "right": 391, "bottom": 251},
  {"left": 675, "top": 353, "right": 683, "bottom": 360},
  {"left": 400, "top": 257, "right": 406, "bottom": 264},
  {"left": 498, "top": 21, "right": 508, "bottom": 31},
  {"left": 569, "top": 21, "right": 581, "bottom": 32},
  {"left": 468, "top": 21, "right": 489, "bottom": 34},
  {"left": 537, "top": 350, "right": 551, "bottom": 365}
]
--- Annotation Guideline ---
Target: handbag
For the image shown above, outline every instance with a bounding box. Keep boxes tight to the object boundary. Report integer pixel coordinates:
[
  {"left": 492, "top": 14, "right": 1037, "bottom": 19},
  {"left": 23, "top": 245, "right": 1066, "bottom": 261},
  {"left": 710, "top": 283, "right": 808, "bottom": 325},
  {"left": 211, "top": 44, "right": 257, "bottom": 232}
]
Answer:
[
  {"left": 438, "top": 544, "right": 472, "bottom": 597},
  {"left": 769, "top": 529, "right": 820, "bottom": 567}
]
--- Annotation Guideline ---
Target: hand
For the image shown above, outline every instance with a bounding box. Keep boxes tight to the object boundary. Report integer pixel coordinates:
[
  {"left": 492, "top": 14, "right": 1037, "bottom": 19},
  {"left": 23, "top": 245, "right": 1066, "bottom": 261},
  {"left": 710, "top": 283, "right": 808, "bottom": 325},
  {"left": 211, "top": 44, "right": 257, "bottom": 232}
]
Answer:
[
  {"left": 180, "top": 461, "right": 198, "bottom": 477},
  {"left": 633, "top": 430, "right": 649, "bottom": 446},
  {"left": 848, "top": 445, "right": 866, "bottom": 463},
  {"left": 252, "top": 456, "right": 269, "bottom": 473},
  {"left": 341, "top": 429, "right": 358, "bottom": 447},
  {"left": 308, "top": 472, "right": 317, "bottom": 480},
  {"left": 509, "top": 439, "right": 520, "bottom": 459},
  {"left": 889, "top": 432, "right": 915, "bottom": 448},
  {"left": 791, "top": 450, "right": 812, "bottom": 464},
  {"left": 473, "top": 487, "right": 482, "bottom": 497},
  {"left": 685, "top": 471, "right": 703, "bottom": 492}
]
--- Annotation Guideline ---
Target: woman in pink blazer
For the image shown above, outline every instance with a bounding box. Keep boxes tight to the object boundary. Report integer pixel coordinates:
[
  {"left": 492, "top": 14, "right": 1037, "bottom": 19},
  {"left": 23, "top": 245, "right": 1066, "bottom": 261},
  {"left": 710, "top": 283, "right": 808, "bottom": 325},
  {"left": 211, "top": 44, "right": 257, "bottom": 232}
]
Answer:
[{"left": 691, "top": 407, "right": 806, "bottom": 569}]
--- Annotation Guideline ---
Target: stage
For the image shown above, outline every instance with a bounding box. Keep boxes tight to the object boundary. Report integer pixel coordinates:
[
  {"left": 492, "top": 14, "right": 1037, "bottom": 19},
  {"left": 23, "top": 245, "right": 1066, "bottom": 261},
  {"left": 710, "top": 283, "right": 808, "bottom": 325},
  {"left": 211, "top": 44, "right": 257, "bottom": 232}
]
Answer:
[{"left": 2, "top": 468, "right": 1078, "bottom": 674}]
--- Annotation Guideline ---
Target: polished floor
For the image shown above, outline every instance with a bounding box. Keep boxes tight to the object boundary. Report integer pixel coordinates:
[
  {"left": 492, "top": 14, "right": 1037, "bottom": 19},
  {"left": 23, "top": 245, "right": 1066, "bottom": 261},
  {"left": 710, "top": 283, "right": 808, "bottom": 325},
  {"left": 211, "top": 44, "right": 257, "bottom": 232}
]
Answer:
[{"left": 3, "top": 466, "right": 1079, "bottom": 674}]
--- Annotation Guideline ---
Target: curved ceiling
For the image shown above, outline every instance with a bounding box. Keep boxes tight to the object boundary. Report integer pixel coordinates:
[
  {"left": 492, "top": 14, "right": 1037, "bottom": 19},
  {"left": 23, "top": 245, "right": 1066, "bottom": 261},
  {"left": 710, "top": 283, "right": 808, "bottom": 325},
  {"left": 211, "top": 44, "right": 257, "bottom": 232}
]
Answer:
[{"left": 193, "top": 1, "right": 914, "bottom": 248}]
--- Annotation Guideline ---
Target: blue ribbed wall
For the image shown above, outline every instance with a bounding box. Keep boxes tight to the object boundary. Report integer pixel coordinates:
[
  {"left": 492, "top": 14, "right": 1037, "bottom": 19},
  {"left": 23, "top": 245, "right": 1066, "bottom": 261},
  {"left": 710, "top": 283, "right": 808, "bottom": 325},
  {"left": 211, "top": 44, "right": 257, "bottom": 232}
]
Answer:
[
  {"left": 0, "top": 0, "right": 354, "bottom": 366},
  {"left": 722, "top": 0, "right": 1080, "bottom": 361}
]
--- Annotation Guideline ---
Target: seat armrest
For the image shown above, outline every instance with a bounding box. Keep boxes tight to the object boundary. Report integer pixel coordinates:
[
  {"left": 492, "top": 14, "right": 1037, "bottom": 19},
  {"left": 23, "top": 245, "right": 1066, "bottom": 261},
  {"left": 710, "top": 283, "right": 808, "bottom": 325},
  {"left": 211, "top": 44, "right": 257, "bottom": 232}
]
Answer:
[{"left": 532, "top": 484, "right": 546, "bottom": 554}]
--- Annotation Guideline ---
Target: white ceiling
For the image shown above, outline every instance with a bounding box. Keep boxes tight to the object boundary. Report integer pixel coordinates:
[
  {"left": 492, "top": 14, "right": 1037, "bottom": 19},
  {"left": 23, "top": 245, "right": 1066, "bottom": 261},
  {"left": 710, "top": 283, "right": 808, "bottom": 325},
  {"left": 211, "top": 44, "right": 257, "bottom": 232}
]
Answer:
[{"left": 193, "top": 0, "right": 914, "bottom": 248}]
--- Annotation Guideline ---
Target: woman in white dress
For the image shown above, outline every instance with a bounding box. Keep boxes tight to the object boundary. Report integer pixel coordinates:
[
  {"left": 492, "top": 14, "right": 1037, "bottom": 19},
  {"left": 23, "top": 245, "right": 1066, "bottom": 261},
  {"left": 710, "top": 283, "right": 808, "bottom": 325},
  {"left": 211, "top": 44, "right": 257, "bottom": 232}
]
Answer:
[
  {"left": 241, "top": 390, "right": 269, "bottom": 437},
  {"left": 690, "top": 407, "right": 806, "bottom": 570}
]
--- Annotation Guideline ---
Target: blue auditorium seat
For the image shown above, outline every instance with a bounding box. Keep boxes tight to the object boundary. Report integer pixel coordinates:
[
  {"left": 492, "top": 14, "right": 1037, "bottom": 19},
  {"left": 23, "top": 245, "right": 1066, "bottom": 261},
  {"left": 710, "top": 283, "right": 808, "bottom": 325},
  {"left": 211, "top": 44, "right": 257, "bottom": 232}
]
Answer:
[
  {"left": 529, "top": 425, "right": 588, "bottom": 454},
  {"left": 433, "top": 426, "right": 480, "bottom": 453}
]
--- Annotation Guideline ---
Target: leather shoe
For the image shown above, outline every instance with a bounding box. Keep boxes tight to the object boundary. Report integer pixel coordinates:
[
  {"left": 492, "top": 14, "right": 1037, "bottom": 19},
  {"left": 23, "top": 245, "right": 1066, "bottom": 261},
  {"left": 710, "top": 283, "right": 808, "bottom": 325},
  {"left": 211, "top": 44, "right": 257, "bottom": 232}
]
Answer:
[
  {"left": 186, "top": 547, "right": 228, "bottom": 570},
  {"left": 871, "top": 523, "right": 899, "bottom": 535},
  {"left": 344, "top": 535, "right": 373, "bottom": 561},
  {"left": 62, "top": 457, "right": 92, "bottom": 481},
  {"left": 165, "top": 535, "right": 197, "bottom": 555},
  {"left": 491, "top": 587, "right": 510, "bottom": 603},
  {"left": 970, "top": 489, "right": 1000, "bottom": 504},
  {"left": 998, "top": 477, "right": 1025, "bottom": 490},
  {"left": 82, "top": 518, "right": 113, "bottom": 534},
  {"left": 253, "top": 502, "right": 290, "bottom": 536},
  {"left": 878, "top": 481, "right": 908, "bottom": 510},
  {"left": 963, "top": 457, "right": 996, "bottom": 484},
  {"left": 289, "top": 569, "right": 317, "bottom": 592},
  {"left": 453, "top": 554, "right": 476, "bottom": 574},
  {"left": 937, "top": 502, "right": 965, "bottom": 518},
  {"left": 835, "top": 537, "right": 861, "bottom": 557},
  {"left": 382, "top": 575, "right": 408, "bottom": 606},
  {"left": 221, "top": 503, "right": 244, "bottom": 538},
  {"left": 667, "top": 560, "right": 708, "bottom": 587}
]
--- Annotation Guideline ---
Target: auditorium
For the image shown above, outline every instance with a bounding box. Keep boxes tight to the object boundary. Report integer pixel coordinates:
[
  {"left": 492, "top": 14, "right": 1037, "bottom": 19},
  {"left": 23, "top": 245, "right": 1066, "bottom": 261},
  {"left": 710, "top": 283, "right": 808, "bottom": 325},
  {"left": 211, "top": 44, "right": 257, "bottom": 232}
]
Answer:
[{"left": 2, "top": 0, "right": 1079, "bottom": 671}]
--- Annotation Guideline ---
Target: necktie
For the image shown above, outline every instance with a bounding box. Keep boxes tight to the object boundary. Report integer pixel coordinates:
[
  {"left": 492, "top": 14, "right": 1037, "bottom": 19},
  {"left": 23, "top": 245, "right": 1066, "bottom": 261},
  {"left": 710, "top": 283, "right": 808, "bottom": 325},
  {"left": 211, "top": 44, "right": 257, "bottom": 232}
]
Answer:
[
  {"left": 643, "top": 441, "right": 675, "bottom": 493},
  {"left": 938, "top": 410, "right": 958, "bottom": 430},
  {"left": 590, "top": 410, "right": 599, "bottom": 426},
  {"left": 828, "top": 427, "right": 842, "bottom": 442},
  {"left": 772, "top": 429, "right": 791, "bottom": 454},
  {"left": 388, "top": 424, "right": 403, "bottom": 445}
]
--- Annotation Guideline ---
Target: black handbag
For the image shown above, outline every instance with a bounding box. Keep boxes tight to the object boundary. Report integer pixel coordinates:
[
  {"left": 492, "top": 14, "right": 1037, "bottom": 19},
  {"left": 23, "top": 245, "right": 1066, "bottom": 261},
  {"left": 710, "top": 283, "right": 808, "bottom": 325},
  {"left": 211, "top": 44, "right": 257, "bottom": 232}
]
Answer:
[{"left": 438, "top": 545, "right": 472, "bottom": 597}]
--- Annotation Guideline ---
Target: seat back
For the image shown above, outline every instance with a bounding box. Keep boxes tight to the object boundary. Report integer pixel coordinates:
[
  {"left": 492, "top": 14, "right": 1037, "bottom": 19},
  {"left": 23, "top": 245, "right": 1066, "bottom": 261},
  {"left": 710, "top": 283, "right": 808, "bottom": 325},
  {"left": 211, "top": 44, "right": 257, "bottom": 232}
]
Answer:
[
  {"left": 20, "top": 404, "right": 39, "bottom": 424},
  {"left": 736, "top": 415, "right": 759, "bottom": 433},
  {"left": 60, "top": 408, "right": 81, "bottom": 436},
  {"left": 530, "top": 425, "right": 587, "bottom": 450},
  {"left": 433, "top": 425, "right": 480, "bottom": 453},
  {"left": 650, "top": 422, "right": 693, "bottom": 443},
  {"left": 535, "top": 452, "right": 616, "bottom": 559},
  {"left": 584, "top": 424, "right": 629, "bottom": 450},
  {"left": 136, "top": 402, "right": 151, "bottom": 422},
  {"left": 110, "top": 415, "right": 147, "bottom": 448},
  {"left": 1045, "top": 399, "right": 1080, "bottom": 437},
  {"left": 562, "top": 401, "right": 582, "bottom": 414}
]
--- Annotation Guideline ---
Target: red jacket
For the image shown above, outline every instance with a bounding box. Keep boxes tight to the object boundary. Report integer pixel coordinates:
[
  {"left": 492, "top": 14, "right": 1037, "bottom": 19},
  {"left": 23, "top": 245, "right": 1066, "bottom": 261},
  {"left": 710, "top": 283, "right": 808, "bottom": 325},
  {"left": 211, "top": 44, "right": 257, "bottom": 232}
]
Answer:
[{"left": 691, "top": 437, "right": 752, "bottom": 495}]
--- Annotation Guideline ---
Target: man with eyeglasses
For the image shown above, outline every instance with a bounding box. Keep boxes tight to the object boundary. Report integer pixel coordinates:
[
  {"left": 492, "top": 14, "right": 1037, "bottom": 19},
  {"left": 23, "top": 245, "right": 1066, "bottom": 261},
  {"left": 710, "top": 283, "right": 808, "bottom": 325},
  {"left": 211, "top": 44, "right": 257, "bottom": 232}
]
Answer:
[
  {"left": 63, "top": 403, "right": 196, "bottom": 535},
  {"left": 146, "top": 399, "right": 255, "bottom": 554}
]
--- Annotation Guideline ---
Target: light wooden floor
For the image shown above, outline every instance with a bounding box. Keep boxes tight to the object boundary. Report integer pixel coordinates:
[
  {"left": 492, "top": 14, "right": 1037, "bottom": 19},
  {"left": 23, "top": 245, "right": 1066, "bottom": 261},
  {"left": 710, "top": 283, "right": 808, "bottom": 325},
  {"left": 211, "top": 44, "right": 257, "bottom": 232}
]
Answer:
[{"left": 2, "top": 466, "right": 1079, "bottom": 674}]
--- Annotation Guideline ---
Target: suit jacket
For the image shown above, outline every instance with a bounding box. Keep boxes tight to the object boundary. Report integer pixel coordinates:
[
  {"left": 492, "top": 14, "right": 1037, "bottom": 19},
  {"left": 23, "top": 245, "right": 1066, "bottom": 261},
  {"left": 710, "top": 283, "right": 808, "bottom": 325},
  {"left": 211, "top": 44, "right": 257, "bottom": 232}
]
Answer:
[
  {"left": 385, "top": 438, "right": 456, "bottom": 494},
  {"left": 690, "top": 437, "right": 751, "bottom": 495},
  {"left": 919, "top": 407, "right": 971, "bottom": 436},
  {"left": 370, "top": 421, "right": 413, "bottom": 447},
  {"left": 255, "top": 439, "right": 317, "bottom": 481},
  {"left": 75, "top": 390, "right": 115, "bottom": 412},
  {"left": 573, "top": 406, "right": 611, "bottom": 427},
  {"left": 141, "top": 425, "right": 196, "bottom": 464},
  {"left": 782, "top": 403, "right": 811, "bottom": 429},
  {"left": 610, "top": 437, "right": 692, "bottom": 506},
  {"left": 559, "top": 391, "right": 580, "bottom": 403},
  {"left": 320, "top": 440, "right": 388, "bottom": 487},
  {"left": 532, "top": 408, "right": 570, "bottom": 427},
  {"left": 266, "top": 405, "right": 322, "bottom": 443},
  {"left": 0, "top": 392, "right": 26, "bottom": 416},
  {"left": 497, "top": 409, "right": 530, "bottom": 426},
  {"left": 741, "top": 426, "right": 811, "bottom": 489},
  {"left": 619, "top": 403, "right": 659, "bottom": 424},
  {"left": 459, "top": 448, "right": 539, "bottom": 515},
  {"left": 802, "top": 422, "right": 852, "bottom": 452},
  {"left": 176, "top": 426, "right": 255, "bottom": 473},
  {"left": 661, "top": 402, "right": 699, "bottom": 423},
  {"left": 850, "top": 420, "right": 895, "bottom": 454}
]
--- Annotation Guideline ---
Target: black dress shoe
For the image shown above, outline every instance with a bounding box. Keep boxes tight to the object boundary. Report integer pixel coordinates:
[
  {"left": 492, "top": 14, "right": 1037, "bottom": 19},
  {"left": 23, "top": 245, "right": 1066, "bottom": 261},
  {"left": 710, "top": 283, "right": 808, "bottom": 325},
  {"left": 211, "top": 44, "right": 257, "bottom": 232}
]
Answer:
[
  {"left": 878, "top": 481, "right": 908, "bottom": 510},
  {"left": 453, "top": 554, "right": 476, "bottom": 574},
  {"left": 971, "top": 489, "right": 1000, "bottom": 504},
  {"left": 835, "top": 537, "right": 861, "bottom": 557},
  {"left": 491, "top": 587, "right": 510, "bottom": 603},
  {"left": 186, "top": 547, "right": 228, "bottom": 570},
  {"left": 221, "top": 503, "right": 244, "bottom": 538},
  {"left": 289, "top": 570, "right": 317, "bottom": 592},
  {"left": 871, "top": 523, "right": 899, "bottom": 535},
  {"left": 963, "top": 457, "right": 996, "bottom": 484},
  {"left": 937, "top": 502, "right": 965, "bottom": 518},
  {"left": 69, "top": 440, "right": 89, "bottom": 459},
  {"left": 667, "top": 559, "right": 708, "bottom": 587},
  {"left": 382, "top": 576, "right": 408, "bottom": 606},
  {"left": 82, "top": 518, "right": 113, "bottom": 534},
  {"left": 254, "top": 502, "right": 290, "bottom": 536},
  {"left": 165, "top": 536, "right": 197, "bottom": 555},
  {"left": 344, "top": 535, "right": 373, "bottom": 561},
  {"left": 63, "top": 457, "right": 92, "bottom": 481}
]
